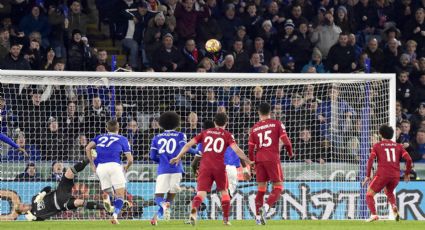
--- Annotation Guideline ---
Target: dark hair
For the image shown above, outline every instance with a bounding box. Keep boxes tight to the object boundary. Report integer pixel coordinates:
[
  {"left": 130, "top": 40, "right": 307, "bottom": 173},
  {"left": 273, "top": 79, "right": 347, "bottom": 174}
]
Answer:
[
  {"left": 159, "top": 111, "right": 180, "bottom": 130},
  {"left": 203, "top": 120, "right": 215, "bottom": 130},
  {"left": 379, "top": 124, "right": 394, "bottom": 139},
  {"left": 106, "top": 119, "right": 119, "bottom": 132},
  {"left": 214, "top": 113, "right": 228, "bottom": 126},
  {"left": 258, "top": 102, "right": 271, "bottom": 115}
]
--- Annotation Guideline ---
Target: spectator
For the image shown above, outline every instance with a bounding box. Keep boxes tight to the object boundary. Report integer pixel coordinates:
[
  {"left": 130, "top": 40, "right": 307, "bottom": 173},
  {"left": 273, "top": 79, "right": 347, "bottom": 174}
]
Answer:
[
  {"left": 174, "top": 0, "right": 210, "bottom": 44},
  {"left": 405, "top": 40, "right": 419, "bottom": 69},
  {"left": 62, "top": 101, "right": 81, "bottom": 142},
  {"left": 302, "top": 48, "right": 326, "bottom": 73},
  {"left": 124, "top": 119, "right": 143, "bottom": 161},
  {"left": 229, "top": 39, "right": 250, "bottom": 72},
  {"left": 217, "top": 54, "right": 236, "bottom": 72},
  {"left": 201, "top": 88, "right": 219, "bottom": 118},
  {"left": 152, "top": 33, "right": 183, "bottom": 72},
  {"left": 0, "top": 43, "right": 31, "bottom": 70},
  {"left": 24, "top": 39, "right": 43, "bottom": 70},
  {"left": 396, "top": 100, "right": 411, "bottom": 125},
  {"left": 404, "top": 8, "right": 425, "bottom": 56},
  {"left": 141, "top": 116, "right": 161, "bottom": 160},
  {"left": 71, "top": 134, "right": 88, "bottom": 161},
  {"left": 282, "top": 55, "right": 296, "bottom": 72},
  {"left": 293, "top": 20, "right": 313, "bottom": 71},
  {"left": 395, "top": 53, "right": 414, "bottom": 74},
  {"left": 18, "top": 89, "right": 51, "bottom": 143},
  {"left": 85, "top": 96, "right": 109, "bottom": 138},
  {"left": 181, "top": 39, "right": 202, "bottom": 72},
  {"left": 293, "top": 127, "right": 326, "bottom": 164},
  {"left": 41, "top": 117, "right": 66, "bottom": 161},
  {"left": 241, "top": 3, "right": 262, "bottom": 39},
  {"left": 278, "top": 19, "right": 297, "bottom": 60},
  {"left": 181, "top": 112, "right": 200, "bottom": 140},
  {"left": 354, "top": 0, "right": 379, "bottom": 45},
  {"left": 289, "top": 4, "right": 307, "bottom": 28},
  {"left": 41, "top": 47, "right": 56, "bottom": 70},
  {"left": 257, "top": 20, "right": 276, "bottom": 52},
  {"left": 310, "top": 11, "right": 341, "bottom": 59},
  {"left": 406, "top": 128, "right": 425, "bottom": 162},
  {"left": 95, "top": 49, "right": 111, "bottom": 71},
  {"left": 335, "top": 5, "right": 355, "bottom": 34},
  {"left": 0, "top": 27, "right": 11, "bottom": 63},
  {"left": 47, "top": 3, "right": 67, "bottom": 59},
  {"left": 7, "top": 131, "right": 40, "bottom": 161},
  {"left": 348, "top": 33, "right": 363, "bottom": 60},
  {"left": 14, "top": 162, "right": 41, "bottom": 181},
  {"left": 67, "top": 29, "right": 92, "bottom": 71},
  {"left": 231, "top": 98, "right": 255, "bottom": 133},
  {"left": 326, "top": 33, "right": 356, "bottom": 73},
  {"left": 364, "top": 37, "right": 385, "bottom": 73},
  {"left": 399, "top": 120, "right": 412, "bottom": 144},
  {"left": 248, "top": 52, "right": 263, "bottom": 72},
  {"left": 144, "top": 12, "right": 172, "bottom": 64},
  {"left": 272, "top": 87, "right": 290, "bottom": 108},
  {"left": 67, "top": 0, "right": 88, "bottom": 38},
  {"left": 234, "top": 25, "right": 253, "bottom": 51},
  {"left": 218, "top": 4, "right": 242, "bottom": 50},
  {"left": 383, "top": 38, "right": 402, "bottom": 73},
  {"left": 132, "top": 2, "right": 156, "bottom": 67},
  {"left": 19, "top": 6, "right": 50, "bottom": 48},
  {"left": 198, "top": 57, "right": 215, "bottom": 72},
  {"left": 51, "top": 161, "right": 64, "bottom": 181},
  {"left": 396, "top": 71, "right": 415, "bottom": 112},
  {"left": 262, "top": 1, "right": 285, "bottom": 31},
  {"left": 268, "top": 56, "right": 286, "bottom": 73},
  {"left": 196, "top": 14, "right": 222, "bottom": 48}
]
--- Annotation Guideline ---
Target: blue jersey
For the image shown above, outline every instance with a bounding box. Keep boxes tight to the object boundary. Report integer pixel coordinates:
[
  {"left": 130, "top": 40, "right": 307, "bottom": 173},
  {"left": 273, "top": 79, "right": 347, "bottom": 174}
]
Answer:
[
  {"left": 197, "top": 143, "right": 241, "bottom": 167},
  {"left": 150, "top": 130, "right": 188, "bottom": 175},
  {"left": 92, "top": 133, "right": 131, "bottom": 164}
]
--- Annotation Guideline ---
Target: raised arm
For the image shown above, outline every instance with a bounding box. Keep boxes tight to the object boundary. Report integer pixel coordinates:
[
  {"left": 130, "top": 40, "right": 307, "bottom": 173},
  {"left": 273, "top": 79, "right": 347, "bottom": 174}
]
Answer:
[
  {"left": 170, "top": 138, "right": 198, "bottom": 164},
  {"left": 124, "top": 152, "right": 133, "bottom": 172},
  {"left": 230, "top": 143, "right": 253, "bottom": 165},
  {"left": 366, "top": 150, "right": 376, "bottom": 178},
  {"left": 85, "top": 141, "right": 97, "bottom": 173}
]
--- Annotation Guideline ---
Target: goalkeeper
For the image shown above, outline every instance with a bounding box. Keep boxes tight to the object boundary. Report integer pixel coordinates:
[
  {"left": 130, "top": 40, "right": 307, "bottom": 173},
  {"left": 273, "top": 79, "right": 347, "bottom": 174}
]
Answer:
[{"left": 15, "top": 159, "right": 106, "bottom": 221}]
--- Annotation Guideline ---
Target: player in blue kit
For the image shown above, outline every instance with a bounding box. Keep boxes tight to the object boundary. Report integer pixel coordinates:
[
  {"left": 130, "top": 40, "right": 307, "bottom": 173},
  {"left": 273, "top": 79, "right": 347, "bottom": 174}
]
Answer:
[
  {"left": 149, "top": 111, "right": 199, "bottom": 225},
  {"left": 86, "top": 120, "right": 133, "bottom": 225},
  {"left": 0, "top": 133, "right": 26, "bottom": 154}
]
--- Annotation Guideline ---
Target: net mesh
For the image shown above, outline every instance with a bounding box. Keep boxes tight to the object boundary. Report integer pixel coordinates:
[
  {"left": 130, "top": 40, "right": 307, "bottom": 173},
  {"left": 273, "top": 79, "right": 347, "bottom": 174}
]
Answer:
[{"left": 0, "top": 72, "right": 393, "bottom": 221}]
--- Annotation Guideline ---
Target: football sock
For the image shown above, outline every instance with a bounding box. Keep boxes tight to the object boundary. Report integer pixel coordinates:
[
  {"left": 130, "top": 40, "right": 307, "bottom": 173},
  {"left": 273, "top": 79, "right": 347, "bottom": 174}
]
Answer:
[
  {"left": 155, "top": 196, "right": 165, "bottom": 216},
  {"left": 255, "top": 188, "right": 266, "bottom": 215},
  {"left": 113, "top": 198, "right": 124, "bottom": 216},
  {"left": 221, "top": 194, "right": 231, "bottom": 220},
  {"left": 366, "top": 192, "right": 377, "bottom": 215},
  {"left": 385, "top": 190, "right": 397, "bottom": 210},
  {"left": 266, "top": 185, "right": 283, "bottom": 208},
  {"left": 192, "top": 195, "right": 204, "bottom": 210}
]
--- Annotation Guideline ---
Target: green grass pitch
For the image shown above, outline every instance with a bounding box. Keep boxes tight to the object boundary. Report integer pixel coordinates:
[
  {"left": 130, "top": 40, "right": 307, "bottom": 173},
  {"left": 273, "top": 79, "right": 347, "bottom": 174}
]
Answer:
[{"left": 0, "top": 220, "right": 423, "bottom": 230}]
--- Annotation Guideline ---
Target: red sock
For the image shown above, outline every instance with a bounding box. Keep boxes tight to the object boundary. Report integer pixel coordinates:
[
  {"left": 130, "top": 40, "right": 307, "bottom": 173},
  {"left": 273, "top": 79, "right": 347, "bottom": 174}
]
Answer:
[
  {"left": 385, "top": 190, "right": 396, "bottom": 209},
  {"left": 255, "top": 189, "right": 266, "bottom": 215},
  {"left": 366, "top": 192, "right": 377, "bottom": 215},
  {"left": 221, "top": 194, "right": 230, "bottom": 220},
  {"left": 192, "top": 195, "right": 203, "bottom": 210},
  {"left": 266, "top": 186, "right": 283, "bottom": 208}
]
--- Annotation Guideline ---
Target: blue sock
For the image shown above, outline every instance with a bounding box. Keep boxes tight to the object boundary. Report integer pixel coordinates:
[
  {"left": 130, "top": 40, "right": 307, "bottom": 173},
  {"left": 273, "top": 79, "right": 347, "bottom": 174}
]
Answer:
[
  {"left": 155, "top": 196, "right": 164, "bottom": 216},
  {"left": 113, "top": 198, "right": 124, "bottom": 216}
]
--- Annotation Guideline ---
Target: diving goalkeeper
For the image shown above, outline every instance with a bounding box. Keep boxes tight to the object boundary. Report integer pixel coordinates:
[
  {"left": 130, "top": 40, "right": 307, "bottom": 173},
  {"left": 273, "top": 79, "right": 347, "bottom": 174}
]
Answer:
[{"left": 15, "top": 159, "right": 106, "bottom": 220}]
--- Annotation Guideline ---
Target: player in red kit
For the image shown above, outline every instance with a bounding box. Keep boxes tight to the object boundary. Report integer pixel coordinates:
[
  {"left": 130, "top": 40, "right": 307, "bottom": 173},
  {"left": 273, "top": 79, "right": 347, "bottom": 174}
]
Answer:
[
  {"left": 170, "top": 113, "right": 252, "bottom": 226},
  {"left": 362, "top": 124, "right": 412, "bottom": 222},
  {"left": 248, "top": 103, "right": 293, "bottom": 225}
]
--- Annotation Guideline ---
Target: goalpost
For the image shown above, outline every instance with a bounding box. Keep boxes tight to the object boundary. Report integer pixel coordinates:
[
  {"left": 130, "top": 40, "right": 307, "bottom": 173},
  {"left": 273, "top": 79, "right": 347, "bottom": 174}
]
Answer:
[{"left": 0, "top": 70, "right": 395, "bottom": 221}]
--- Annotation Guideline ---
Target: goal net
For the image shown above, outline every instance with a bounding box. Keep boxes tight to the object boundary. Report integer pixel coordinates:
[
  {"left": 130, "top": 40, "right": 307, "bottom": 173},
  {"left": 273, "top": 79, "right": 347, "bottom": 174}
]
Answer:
[{"left": 0, "top": 71, "right": 395, "bottom": 221}]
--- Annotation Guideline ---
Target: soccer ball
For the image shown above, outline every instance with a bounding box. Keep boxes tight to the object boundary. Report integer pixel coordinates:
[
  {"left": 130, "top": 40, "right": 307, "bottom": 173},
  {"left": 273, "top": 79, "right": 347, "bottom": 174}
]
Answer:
[{"left": 205, "top": 39, "right": 221, "bottom": 53}]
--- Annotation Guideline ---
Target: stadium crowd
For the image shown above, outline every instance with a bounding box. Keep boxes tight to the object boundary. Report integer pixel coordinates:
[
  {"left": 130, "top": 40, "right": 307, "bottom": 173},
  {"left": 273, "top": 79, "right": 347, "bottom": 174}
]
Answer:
[{"left": 0, "top": 0, "right": 425, "bottom": 168}]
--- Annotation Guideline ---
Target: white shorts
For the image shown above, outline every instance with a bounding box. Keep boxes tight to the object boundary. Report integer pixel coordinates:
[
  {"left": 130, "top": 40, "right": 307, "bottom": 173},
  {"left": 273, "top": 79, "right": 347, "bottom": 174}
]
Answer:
[
  {"left": 155, "top": 173, "right": 182, "bottom": 194},
  {"left": 96, "top": 162, "right": 126, "bottom": 190},
  {"left": 226, "top": 165, "right": 238, "bottom": 196}
]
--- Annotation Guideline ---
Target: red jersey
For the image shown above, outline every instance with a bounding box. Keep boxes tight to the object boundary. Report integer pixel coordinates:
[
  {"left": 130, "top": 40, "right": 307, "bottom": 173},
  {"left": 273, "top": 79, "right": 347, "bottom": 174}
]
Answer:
[
  {"left": 248, "top": 119, "right": 292, "bottom": 162},
  {"left": 194, "top": 127, "right": 236, "bottom": 167},
  {"left": 366, "top": 139, "right": 412, "bottom": 178}
]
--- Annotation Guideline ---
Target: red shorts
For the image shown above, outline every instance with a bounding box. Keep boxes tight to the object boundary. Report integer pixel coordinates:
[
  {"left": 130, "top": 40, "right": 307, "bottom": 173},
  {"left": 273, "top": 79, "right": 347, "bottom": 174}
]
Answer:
[
  {"left": 197, "top": 165, "right": 228, "bottom": 192},
  {"left": 369, "top": 176, "right": 399, "bottom": 194},
  {"left": 255, "top": 161, "right": 283, "bottom": 182}
]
